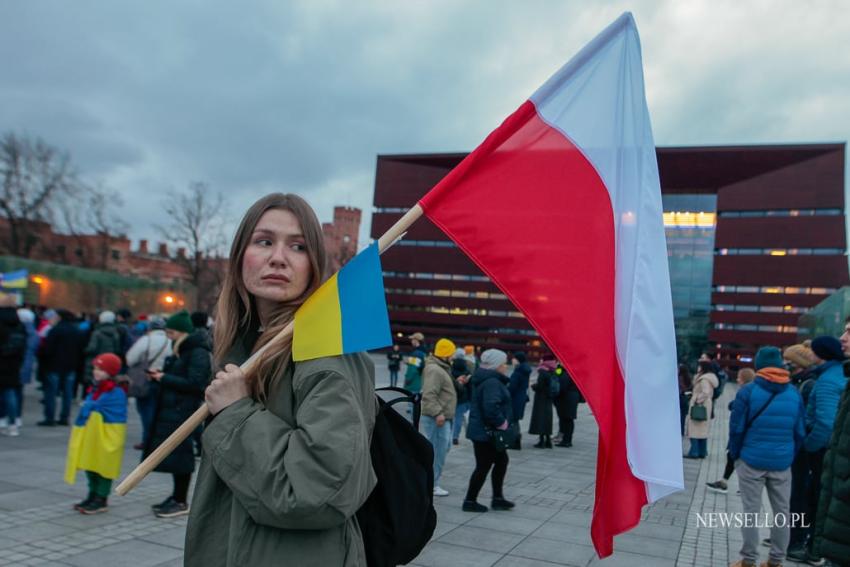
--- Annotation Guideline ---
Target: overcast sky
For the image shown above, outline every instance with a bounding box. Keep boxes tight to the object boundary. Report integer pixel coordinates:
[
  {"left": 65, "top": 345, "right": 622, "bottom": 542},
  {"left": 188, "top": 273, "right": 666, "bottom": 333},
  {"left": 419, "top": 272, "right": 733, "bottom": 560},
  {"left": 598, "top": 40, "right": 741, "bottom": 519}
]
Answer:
[{"left": 1, "top": 1, "right": 848, "bottom": 250}]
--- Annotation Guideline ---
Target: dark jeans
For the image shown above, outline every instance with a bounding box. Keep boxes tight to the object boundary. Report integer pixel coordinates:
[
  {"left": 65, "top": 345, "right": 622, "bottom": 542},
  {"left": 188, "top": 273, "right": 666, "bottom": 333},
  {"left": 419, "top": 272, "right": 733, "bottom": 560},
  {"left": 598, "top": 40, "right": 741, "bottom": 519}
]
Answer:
[
  {"left": 173, "top": 473, "right": 191, "bottom": 504},
  {"left": 679, "top": 393, "right": 689, "bottom": 435},
  {"left": 135, "top": 395, "right": 157, "bottom": 445},
  {"left": 45, "top": 371, "right": 76, "bottom": 423},
  {"left": 560, "top": 418, "right": 575, "bottom": 444},
  {"left": 687, "top": 438, "right": 708, "bottom": 458},
  {"left": 0, "top": 387, "right": 18, "bottom": 422},
  {"left": 389, "top": 368, "right": 399, "bottom": 388},
  {"left": 723, "top": 452, "right": 735, "bottom": 480},
  {"left": 803, "top": 449, "right": 826, "bottom": 551},
  {"left": 465, "top": 441, "right": 509, "bottom": 502}
]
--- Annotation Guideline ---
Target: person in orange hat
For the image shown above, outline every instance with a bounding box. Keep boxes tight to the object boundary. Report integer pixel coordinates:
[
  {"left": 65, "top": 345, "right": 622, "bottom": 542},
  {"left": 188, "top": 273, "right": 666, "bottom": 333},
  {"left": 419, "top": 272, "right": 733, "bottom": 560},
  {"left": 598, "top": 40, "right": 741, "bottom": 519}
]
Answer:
[{"left": 64, "top": 353, "right": 128, "bottom": 515}]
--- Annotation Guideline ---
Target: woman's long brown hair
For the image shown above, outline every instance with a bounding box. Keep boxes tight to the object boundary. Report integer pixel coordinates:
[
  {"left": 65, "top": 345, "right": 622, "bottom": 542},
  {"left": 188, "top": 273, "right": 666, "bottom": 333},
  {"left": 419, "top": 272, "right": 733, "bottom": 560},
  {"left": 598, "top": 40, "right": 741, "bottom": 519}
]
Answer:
[{"left": 213, "top": 193, "right": 327, "bottom": 400}]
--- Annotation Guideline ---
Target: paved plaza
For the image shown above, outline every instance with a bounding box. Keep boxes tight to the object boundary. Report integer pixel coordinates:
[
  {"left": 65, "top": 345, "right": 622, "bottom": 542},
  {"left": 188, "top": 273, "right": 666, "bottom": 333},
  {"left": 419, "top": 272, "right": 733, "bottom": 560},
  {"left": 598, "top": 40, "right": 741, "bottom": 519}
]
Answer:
[{"left": 0, "top": 357, "right": 795, "bottom": 567}]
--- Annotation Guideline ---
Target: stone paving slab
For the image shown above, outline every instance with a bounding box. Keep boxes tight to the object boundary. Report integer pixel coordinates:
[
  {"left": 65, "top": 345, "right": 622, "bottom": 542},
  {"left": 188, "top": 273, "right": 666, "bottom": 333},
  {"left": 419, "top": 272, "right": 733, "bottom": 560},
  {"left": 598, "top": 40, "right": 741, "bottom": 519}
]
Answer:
[{"left": 0, "top": 354, "right": 778, "bottom": 566}]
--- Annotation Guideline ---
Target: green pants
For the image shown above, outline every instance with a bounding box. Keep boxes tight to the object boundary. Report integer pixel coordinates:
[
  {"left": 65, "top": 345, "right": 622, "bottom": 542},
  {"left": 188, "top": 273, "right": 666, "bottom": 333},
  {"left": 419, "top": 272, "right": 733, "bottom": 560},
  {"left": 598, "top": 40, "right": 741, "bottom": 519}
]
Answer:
[{"left": 85, "top": 471, "right": 112, "bottom": 498}]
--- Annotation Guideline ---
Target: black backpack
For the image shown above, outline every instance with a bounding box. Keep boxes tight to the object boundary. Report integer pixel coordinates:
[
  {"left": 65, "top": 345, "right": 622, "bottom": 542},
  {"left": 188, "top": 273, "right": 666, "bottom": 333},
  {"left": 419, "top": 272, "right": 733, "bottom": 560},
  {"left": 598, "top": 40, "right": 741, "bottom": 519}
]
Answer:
[{"left": 356, "top": 386, "right": 437, "bottom": 567}]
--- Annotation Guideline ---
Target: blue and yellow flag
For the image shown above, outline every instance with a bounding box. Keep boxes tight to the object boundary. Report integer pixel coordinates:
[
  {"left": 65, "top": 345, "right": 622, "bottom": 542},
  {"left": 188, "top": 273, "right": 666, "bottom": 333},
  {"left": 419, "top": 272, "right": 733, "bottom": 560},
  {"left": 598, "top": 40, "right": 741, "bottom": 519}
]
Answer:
[
  {"left": 0, "top": 269, "right": 28, "bottom": 289},
  {"left": 293, "top": 243, "right": 392, "bottom": 361},
  {"left": 65, "top": 388, "right": 128, "bottom": 484}
]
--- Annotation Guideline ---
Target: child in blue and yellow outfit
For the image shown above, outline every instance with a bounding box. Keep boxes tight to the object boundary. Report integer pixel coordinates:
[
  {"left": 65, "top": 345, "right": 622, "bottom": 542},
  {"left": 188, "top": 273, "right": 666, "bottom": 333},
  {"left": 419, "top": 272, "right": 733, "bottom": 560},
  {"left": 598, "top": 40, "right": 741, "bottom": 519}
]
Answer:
[{"left": 64, "top": 353, "right": 128, "bottom": 514}]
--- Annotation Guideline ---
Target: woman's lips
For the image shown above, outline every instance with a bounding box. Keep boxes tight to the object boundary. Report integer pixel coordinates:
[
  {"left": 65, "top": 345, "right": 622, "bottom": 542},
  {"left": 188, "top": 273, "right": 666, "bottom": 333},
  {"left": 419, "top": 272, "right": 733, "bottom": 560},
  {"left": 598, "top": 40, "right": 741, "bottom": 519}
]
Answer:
[{"left": 261, "top": 274, "right": 291, "bottom": 283}]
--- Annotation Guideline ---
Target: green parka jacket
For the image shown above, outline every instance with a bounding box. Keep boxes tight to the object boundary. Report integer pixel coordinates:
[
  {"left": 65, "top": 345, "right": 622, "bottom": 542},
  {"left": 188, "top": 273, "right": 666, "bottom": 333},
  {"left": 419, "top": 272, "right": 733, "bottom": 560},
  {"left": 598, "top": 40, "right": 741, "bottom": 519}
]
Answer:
[
  {"left": 814, "top": 380, "right": 850, "bottom": 565},
  {"left": 184, "top": 337, "right": 377, "bottom": 567}
]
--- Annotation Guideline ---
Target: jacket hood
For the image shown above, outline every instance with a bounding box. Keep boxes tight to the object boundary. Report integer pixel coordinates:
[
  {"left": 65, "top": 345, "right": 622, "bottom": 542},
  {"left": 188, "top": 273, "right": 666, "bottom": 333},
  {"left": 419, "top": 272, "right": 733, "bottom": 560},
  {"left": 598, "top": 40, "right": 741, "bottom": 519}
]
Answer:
[
  {"left": 472, "top": 367, "right": 508, "bottom": 387},
  {"left": 753, "top": 375, "right": 790, "bottom": 394},
  {"left": 696, "top": 371, "right": 719, "bottom": 389},
  {"left": 97, "top": 322, "right": 118, "bottom": 336},
  {"left": 811, "top": 359, "right": 842, "bottom": 377},
  {"left": 424, "top": 354, "right": 451, "bottom": 372},
  {"left": 180, "top": 330, "right": 213, "bottom": 354}
]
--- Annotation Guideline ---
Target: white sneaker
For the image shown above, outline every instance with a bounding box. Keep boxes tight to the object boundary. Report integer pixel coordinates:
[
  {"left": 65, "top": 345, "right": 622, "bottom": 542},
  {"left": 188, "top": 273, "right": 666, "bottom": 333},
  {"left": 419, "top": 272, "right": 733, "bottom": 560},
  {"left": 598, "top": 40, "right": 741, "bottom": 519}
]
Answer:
[
  {"left": 14, "top": 418, "right": 21, "bottom": 428},
  {"left": 433, "top": 487, "right": 449, "bottom": 497},
  {"left": 2, "top": 425, "right": 19, "bottom": 437},
  {"left": 0, "top": 417, "right": 8, "bottom": 429}
]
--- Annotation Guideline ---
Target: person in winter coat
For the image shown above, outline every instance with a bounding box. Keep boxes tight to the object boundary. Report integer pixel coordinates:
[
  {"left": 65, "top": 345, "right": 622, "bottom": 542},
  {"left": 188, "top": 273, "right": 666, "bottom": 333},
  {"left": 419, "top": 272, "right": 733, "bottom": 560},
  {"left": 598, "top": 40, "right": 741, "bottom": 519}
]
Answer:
[
  {"left": 507, "top": 352, "right": 531, "bottom": 449},
  {"left": 684, "top": 358, "right": 719, "bottom": 459},
  {"left": 184, "top": 194, "right": 377, "bottom": 567},
  {"left": 553, "top": 365, "right": 581, "bottom": 448},
  {"left": 463, "top": 348, "right": 515, "bottom": 513},
  {"left": 144, "top": 310, "right": 211, "bottom": 518},
  {"left": 706, "top": 367, "right": 756, "bottom": 494},
  {"left": 420, "top": 338, "right": 458, "bottom": 497},
  {"left": 38, "top": 309, "right": 85, "bottom": 426},
  {"left": 529, "top": 357, "right": 557, "bottom": 448},
  {"left": 784, "top": 336, "right": 847, "bottom": 563},
  {"left": 83, "top": 311, "right": 122, "bottom": 388},
  {"left": 678, "top": 364, "right": 693, "bottom": 436},
  {"left": 0, "top": 293, "right": 27, "bottom": 437},
  {"left": 386, "top": 344, "right": 402, "bottom": 388},
  {"left": 451, "top": 347, "right": 472, "bottom": 445},
  {"left": 403, "top": 332, "right": 426, "bottom": 393},
  {"left": 728, "top": 347, "right": 805, "bottom": 567},
  {"left": 64, "top": 353, "right": 128, "bottom": 514},
  {"left": 0, "top": 307, "right": 37, "bottom": 431},
  {"left": 125, "top": 317, "right": 171, "bottom": 449}
]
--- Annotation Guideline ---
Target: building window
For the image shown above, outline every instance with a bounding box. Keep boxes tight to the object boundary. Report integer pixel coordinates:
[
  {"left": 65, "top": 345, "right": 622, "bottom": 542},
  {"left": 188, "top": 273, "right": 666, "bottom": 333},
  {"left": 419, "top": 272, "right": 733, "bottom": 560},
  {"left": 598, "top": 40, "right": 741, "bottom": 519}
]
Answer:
[
  {"left": 111, "top": 250, "right": 121, "bottom": 260},
  {"left": 718, "top": 208, "right": 841, "bottom": 218}
]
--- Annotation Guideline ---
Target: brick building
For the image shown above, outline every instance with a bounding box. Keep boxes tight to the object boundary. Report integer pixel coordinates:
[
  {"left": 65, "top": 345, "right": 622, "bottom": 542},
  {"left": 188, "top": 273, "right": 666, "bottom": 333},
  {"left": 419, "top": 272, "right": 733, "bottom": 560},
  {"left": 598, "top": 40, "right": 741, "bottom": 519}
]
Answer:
[{"left": 322, "top": 206, "right": 362, "bottom": 271}]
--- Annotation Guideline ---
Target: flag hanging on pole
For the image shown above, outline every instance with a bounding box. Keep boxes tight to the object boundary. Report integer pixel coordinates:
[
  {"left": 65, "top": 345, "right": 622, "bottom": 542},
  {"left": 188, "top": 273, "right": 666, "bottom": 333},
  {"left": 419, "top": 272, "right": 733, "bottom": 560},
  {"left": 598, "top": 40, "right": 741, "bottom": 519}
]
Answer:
[
  {"left": 293, "top": 243, "right": 392, "bottom": 361},
  {"left": 418, "top": 12, "right": 683, "bottom": 557}
]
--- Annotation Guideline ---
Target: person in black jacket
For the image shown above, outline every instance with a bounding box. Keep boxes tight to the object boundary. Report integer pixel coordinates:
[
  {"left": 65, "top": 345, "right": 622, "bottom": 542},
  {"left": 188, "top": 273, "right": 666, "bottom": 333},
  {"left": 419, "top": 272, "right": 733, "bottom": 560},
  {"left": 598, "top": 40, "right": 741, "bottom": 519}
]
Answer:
[
  {"left": 144, "top": 310, "right": 211, "bottom": 518},
  {"left": 451, "top": 348, "right": 472, "bottom": 445},
  {"left": 507, "top": 352, "right": 531, "bottom": 450},
  {"left": 0, "top": 293, "right": 27, "bottom": 437},
  {"left": 552, "top": 365, "right": 581, "bottom": 448},
  {"left": 37, "top": 309, "right": 84, "bottom": 426},
  {"left": 529, "top": 357, "right": 557, "bottom": 448},
  {"left": 386, "top": 344, "right": 402, "bottom": 388},
  {"left": 462, "top": 348, "right": 515, "bottom": 513}
]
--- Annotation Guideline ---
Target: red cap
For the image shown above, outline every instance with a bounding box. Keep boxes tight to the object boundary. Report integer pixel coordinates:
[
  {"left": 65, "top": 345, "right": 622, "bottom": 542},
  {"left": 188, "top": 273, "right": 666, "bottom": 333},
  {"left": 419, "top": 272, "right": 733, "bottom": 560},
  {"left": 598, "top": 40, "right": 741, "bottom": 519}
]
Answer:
[{"left": 93, "top": 353, "right": 122, "bottom": 377}]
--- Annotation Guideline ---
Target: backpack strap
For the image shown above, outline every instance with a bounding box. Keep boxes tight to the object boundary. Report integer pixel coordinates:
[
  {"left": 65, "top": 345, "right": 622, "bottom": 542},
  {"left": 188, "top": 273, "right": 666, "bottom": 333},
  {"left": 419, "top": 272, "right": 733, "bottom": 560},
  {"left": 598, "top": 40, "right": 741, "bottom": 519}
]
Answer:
[{"left": 742, "top": 386, "right": 779, "bottom": 438}]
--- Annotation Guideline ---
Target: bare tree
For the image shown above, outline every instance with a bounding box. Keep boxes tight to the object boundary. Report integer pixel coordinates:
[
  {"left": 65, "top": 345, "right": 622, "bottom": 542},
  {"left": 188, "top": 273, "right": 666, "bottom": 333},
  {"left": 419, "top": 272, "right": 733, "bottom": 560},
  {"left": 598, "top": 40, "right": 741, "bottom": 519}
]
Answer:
[
  {"left": 0, "top": 132, "right": 81, "bottom": 257},
  {"left": 58, "top": 183, "right": 127, "bottom": 269},
  {"left": 156, "top": 181, "right": 227, "bottom": 310}
]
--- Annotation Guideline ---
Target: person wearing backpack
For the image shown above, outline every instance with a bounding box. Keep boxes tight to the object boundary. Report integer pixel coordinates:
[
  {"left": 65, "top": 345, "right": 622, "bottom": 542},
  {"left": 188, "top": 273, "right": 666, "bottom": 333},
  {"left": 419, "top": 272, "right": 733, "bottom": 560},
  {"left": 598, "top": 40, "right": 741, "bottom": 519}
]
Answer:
[
  {"left": 728, "top": 346, "right": 805, "bottom": 567},
  {"left": 529, "top": 356, "right": 557, "bottom": 448},
  {"left": 463, "top": 348, "right": 515, "bottom": 513},
  {"left": 125, "top": 317, "right": 170, "bottom": 450},
  {"left": 183, "top": 194, "right": 377, "bottom": 567},
  {"left": 684, "top": 358, "right": 719, "bottom": 459},
  {"left": 0, "top": 292, "right": 27, "bottom": 437},
  {"left": 83, "top": 311, "right": 122, "bottom": 392}
]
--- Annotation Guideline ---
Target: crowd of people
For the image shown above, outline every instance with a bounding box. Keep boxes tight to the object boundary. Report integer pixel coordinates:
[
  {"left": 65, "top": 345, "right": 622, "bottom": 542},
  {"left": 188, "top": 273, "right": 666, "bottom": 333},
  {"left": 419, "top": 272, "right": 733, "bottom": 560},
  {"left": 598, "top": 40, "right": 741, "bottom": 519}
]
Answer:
[
  {"left": 678, "top": 331, "right": 850, "bottom": 567},
  {"left": 389, "top": 331, "right": 584, "bottom": 512},
  {"left": 0, "top": 290, "right": 213, "bottom": 518}
]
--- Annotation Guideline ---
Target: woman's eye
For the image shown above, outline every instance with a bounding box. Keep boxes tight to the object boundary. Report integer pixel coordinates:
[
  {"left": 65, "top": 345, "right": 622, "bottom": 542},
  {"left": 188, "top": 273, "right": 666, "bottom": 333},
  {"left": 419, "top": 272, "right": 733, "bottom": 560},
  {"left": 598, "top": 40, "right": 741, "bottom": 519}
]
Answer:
[
  {"left": 291, "top": 243, "right": 306, "bottom": 252},
  {"left": 254, "top": 238, "right": 272, "bottom": 246}
]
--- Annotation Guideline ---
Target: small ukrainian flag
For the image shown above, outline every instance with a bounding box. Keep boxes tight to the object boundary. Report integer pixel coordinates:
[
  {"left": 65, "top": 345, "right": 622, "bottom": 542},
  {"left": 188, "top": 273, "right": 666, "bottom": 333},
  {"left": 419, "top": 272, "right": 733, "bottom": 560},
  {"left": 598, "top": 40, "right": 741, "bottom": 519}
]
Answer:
[
  {"left": 293, "top": 243, "right": 392, "bottom": 362},
  {"left": 0, "top": 269, "right": 28, "bottom": 289}
]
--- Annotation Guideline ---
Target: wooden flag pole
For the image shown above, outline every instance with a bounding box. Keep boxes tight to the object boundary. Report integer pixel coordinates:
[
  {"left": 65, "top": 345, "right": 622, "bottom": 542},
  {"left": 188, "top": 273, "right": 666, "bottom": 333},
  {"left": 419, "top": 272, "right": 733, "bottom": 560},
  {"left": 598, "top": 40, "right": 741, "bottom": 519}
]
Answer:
[{"left": 115, "top": 204, "right": 424, "bottom": 496}]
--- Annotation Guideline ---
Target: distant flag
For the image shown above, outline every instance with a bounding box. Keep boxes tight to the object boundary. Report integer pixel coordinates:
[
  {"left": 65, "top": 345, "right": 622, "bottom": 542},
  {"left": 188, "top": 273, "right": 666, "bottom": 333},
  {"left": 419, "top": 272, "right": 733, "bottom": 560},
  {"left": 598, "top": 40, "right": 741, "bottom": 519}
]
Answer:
[
  {"left": 418, "top": 13, "right": 683, "bottom": 557},
  {"left": 0, "top": 269, "right": 28, "bottom": 289},
  {"left": 293, "top": 243, "right": 392, "bottom": 361}
]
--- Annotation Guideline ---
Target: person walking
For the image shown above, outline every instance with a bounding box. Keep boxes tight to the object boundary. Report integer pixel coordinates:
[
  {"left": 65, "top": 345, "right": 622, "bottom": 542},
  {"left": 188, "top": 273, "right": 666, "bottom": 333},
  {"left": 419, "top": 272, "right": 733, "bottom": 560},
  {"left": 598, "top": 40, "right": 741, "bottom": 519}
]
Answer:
[
  {"left": 403, "top": 332, "right": 427, "bottom": 394},
  {"left": 184, "top": 194, "right": 377, "bottom": 566},
  {"left": 144, "top": 310, "right": 211, "bottom": 518},
  {"left": 685, "top": 358, "right": 719, "bottom": 459},
  {"left": 553, "top": 364, "right": 581, "bottom": 448},
  {"left": 386, "top": 344, "right": 402, "bottom": 388},
  {"left": 462, "top": 349, "right": 515, "bottom": 513},
  {"left": 706, "top": 367, "right": 755, "bottom": 493},
  {"left": 125, "top": 317, "right": 170, "bottom": 450},
  {"left": 37, "top": 309, "right": 84, "bottom": 426},
  {"left": 728, "top": 346, "right": 805, "bottom": 567},
  {"left": 0, "top": 293, "right": 27, "bottom": 437},
  {"left": 529, "top": 356, "right": 557, "bottom": 448},
  {"left": 678, "top": 364, "right": 693, "bottom": 436},
  {"left": 451, "top": 347, "right": 472, "bottom": 445},
  {"left": 420, "top": 338, "right": 458, "bottom": 497},
  {"left": 507, "top": 352, "right": 531, "bottom": 450}
]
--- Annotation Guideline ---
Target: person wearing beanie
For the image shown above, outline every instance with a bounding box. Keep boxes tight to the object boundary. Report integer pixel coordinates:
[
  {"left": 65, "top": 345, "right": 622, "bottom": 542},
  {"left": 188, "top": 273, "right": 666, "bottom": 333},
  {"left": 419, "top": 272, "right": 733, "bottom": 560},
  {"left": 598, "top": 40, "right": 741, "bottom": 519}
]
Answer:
[
  {"left": 685, "top": 357, "right": 720, "bottom": 459},
  {"left": 728, "top": 346, "right": 805, "bottom": 567},
  {"left": 450, "top": 348, "right": 473, "bottom": 445},
  {"left": 529, "top": 357, "right": 558, "bottom": 449},
  {"left": 83, "top": 310, "right": 123, "bottom": 407},
  {"left": 785, "top": 336, "right": 849, "bottom": 563},
  {"left": 125, "top": 316, "right": 172, "bottom": 449},
  {"left": 553, "top": 363, "right": 581, "bottom": 448},
  {"left": 463, "top": 348, "right": 515, "bottom": 513},
  {"left": 420, "top": 338, "right": 458, "bottom": 497},
  {"left": 145, "top": 308, "right": 212, "bottom": 518},
  {"left": 64, "top": 352, "right": 128, "bottom": 515},
  {"left": 507, "top": 352, "right": 532, "bottom": 450}
]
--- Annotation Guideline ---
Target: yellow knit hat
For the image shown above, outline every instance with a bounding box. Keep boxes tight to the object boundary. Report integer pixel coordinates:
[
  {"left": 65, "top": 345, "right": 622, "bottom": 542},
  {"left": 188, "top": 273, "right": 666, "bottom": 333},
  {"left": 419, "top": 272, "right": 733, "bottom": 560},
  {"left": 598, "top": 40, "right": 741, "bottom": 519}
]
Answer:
[
  {"left": 783, "top": 344, "right": 816, "bottom": 369},
  {"left": 434, "top": 338, "right": 457, "bottom": 358}
]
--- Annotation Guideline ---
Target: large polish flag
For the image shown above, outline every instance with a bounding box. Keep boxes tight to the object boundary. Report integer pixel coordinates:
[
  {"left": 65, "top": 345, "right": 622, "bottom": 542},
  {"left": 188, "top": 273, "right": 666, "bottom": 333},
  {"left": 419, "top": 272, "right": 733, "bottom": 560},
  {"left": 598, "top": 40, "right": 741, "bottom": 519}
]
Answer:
[{"left": 419, "top": 13, "right": 684, "bottom": 557}]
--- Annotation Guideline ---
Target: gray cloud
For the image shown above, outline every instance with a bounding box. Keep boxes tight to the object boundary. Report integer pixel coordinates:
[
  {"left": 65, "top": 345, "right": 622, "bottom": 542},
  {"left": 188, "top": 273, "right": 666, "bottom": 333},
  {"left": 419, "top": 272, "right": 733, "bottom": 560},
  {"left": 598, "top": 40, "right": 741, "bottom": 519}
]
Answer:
[{"left": 1, "top": 0, "right": 848, "bottom": 248}]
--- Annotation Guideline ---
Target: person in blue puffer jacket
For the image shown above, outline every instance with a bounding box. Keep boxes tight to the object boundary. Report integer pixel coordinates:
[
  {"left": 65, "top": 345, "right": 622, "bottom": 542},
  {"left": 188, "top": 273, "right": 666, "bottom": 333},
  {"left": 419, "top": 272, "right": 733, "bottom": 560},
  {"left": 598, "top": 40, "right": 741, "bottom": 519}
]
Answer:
[
  {"left": 728, "top": 346, "right": 805, "bottom": 567},
  {"left": 784, "top": 336, "right": 848, "bottom": 563}
]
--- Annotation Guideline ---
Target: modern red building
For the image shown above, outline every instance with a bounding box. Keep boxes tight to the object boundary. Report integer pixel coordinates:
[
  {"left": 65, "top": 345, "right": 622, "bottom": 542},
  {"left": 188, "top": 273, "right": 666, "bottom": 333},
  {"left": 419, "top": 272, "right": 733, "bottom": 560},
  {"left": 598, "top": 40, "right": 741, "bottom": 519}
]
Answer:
[{"left": 372, "top": 143, "right": 848, "bottom": 365}]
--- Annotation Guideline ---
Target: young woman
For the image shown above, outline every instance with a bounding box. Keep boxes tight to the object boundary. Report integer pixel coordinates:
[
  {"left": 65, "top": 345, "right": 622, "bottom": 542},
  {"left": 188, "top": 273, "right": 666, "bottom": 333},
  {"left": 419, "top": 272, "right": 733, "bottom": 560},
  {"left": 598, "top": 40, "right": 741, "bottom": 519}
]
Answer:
[
  {"left": 684, "top": 358, "right": 719, "bottom": 459},
  {"left": 184, "top": 194, "right": 377, "bottom": 567}
]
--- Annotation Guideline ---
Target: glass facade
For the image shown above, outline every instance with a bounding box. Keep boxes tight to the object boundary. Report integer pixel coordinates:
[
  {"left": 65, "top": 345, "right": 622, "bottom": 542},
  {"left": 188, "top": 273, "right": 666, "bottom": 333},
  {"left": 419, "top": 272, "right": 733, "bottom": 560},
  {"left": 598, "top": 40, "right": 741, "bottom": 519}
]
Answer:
[
  {"left": 797, "top": 287, "right": 850, "bottom": 340},
  {"left": 663, "top": 194, "right": 717, "bottom": 363}
]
